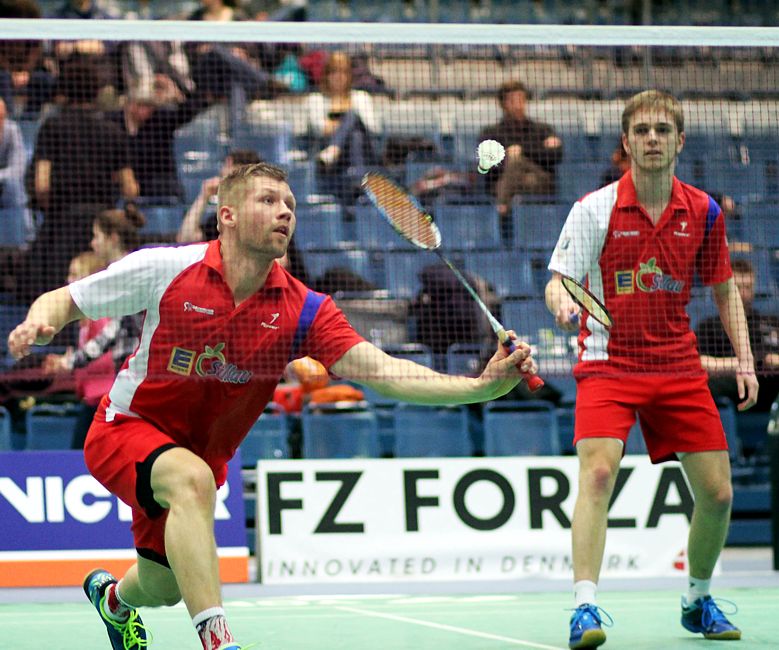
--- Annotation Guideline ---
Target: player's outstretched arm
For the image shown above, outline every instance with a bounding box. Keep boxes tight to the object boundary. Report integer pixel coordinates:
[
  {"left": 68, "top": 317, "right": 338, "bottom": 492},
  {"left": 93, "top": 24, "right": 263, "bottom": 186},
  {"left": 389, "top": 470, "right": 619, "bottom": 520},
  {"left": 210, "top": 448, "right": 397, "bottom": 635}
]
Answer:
[
  {"left": 711, "top": 278, "right": 759, "bottom": 410},
  {"left": 7, "top": 286, "right": 85, "bottom": 360},
  {"left": 330, "top": 339, "right": 535, "bottom": 405}
]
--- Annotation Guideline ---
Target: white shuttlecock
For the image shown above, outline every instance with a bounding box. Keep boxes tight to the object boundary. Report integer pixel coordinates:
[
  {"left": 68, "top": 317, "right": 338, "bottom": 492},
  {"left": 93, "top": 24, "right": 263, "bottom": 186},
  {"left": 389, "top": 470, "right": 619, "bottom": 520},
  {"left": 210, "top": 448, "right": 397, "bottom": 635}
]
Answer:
[{"left": 477, "top": 139, "right": 506, "bottom": 174}]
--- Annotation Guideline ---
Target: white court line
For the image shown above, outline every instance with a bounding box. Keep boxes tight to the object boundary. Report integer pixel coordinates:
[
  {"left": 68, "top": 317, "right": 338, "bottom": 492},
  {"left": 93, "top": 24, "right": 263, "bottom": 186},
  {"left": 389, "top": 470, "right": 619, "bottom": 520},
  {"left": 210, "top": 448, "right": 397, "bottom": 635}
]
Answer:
[{"left": 336, "top": 605, "right": 565, "bottom": 650}]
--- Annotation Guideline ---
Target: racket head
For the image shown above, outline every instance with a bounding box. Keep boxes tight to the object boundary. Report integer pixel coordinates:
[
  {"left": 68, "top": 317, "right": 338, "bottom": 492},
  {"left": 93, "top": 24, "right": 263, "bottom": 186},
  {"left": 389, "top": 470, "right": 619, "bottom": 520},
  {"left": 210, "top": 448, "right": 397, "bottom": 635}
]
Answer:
[
  {"left": 361, "top": 172, "right": 441, "bottom": 250},
  {"left": 561, "top": 275, "right": 614, "bottom": 329}
]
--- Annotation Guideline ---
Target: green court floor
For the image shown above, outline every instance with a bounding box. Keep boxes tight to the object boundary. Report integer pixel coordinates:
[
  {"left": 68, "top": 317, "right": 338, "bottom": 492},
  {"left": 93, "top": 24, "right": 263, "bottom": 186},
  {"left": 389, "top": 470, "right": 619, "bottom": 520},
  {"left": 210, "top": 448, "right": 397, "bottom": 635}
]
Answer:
[{"left": 2, "top": 589, "right": 776, "bottom": 649}]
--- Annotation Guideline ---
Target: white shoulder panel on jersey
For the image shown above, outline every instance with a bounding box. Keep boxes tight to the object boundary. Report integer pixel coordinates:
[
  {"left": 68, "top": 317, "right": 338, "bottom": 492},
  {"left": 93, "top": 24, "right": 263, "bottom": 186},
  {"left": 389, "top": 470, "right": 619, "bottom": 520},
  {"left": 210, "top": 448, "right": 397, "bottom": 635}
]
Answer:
[
  {"left": 548, "top": 182, "right": 617, "bottom": 281},
  {"left": 70, "top": 244, "right": 209, "bottom": 321}
]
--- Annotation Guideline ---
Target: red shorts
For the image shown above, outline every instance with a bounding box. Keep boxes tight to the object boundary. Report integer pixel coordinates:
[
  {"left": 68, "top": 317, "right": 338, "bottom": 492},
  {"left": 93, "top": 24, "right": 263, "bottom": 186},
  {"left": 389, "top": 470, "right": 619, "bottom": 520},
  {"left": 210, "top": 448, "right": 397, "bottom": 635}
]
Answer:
[
  {"left": 84, "top": 397, "right": 192, "bottom": 566},
  {"left": 574, "top": 373, "right": 727, "bottom": 463}
]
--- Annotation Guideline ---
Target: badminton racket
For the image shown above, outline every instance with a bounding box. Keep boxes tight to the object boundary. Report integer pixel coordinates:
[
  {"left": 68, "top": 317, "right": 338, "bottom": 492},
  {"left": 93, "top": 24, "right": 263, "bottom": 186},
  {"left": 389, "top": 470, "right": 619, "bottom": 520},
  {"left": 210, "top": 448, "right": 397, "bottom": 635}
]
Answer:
[
  {"left": 560, "top": 275, "right": 613, "bottom": 329},
  {"left": 361, "top": 172, "right": 544, "bottom": 391}
]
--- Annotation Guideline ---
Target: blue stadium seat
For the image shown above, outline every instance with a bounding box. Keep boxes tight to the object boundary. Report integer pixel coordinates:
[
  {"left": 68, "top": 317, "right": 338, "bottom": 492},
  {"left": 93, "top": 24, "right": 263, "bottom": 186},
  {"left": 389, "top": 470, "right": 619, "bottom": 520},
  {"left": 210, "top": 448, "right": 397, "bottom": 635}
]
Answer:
[
  {"left": 287, "top": 161, "right": 318, "bottom": 201},
  {"left": 0, "top": 302, "right": 28, "bottom": 369},
  {"left": 239, "top": 404, "right": 289, "bottom": 467},
  {"left": 501, "top": 298, "right": 555, "bottom": 345},
  {"left": 138, "top": 202, "right": 186, "bottom": 236},
  {"left": 625, "top": 419, "right": 648, "bottom": 455},
  {"left": 749, "top": 201, "right": 779, "bottom": 248},
  {"left": 383, "top": 251, "right": 432, "bottom": 298},
  {"left": 174, "top": 124, "right": 227, "bottom": 204},
  {"left": 392, "top": 404, "right": 472, "bottom": 457},
  {"left": 302, "top": 404, "right": 380, "bottom": 458},
  {"left": 716, "top": 396, "right": 740, "bottom": 463},
  {"left": 25, "top": 403, "right": 79, "bottom": 450},
  {"left": 511, "top": 201, "right": 567, "bottom": 250},
  {"left": 0, "top": 405, "right": 11, "bottom": 451},
  {"left": 446, "top": 343, "right": 484, "bottom": 377},
  {"left": 382, "top": 342, "right": 434, "bottom": 368},
  {"left": 557, "top": 162, "right": 602, "bottom": 202},
  {"left": 17, "top": 118, "right": 40, "bottom": 164},
  {"left": 232, "top": 122, "right": 294, "bottom": 165},
  {"left": 686, "top": 292, "right": 717, "bottom": 331},
  {"left": 462, "top": 251, "right": 535, "bottom": 298},
  {"left": 305, "top": 249, "right": 377, "bottom": 287},
  {"left": 353, "top": 203, "right": 400, "bottom": 250},
  {"left": 294, "top": 203, "right": 345, "bottom": 250},
  {"left": 433, "top": 201, "right": 501, "bottom": 250},
  {"left": 484, "top": 400, "right": 561, "bottom": 456},
  {"left": 0, "top": 207, "right": 29, "bottom": 248}
]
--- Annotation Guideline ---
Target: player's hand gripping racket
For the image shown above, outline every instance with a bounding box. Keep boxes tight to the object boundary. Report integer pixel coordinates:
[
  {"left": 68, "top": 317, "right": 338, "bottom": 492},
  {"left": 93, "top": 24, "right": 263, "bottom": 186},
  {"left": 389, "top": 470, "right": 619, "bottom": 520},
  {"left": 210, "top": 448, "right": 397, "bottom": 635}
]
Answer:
[
  {"left": 361, "top": 171, "right": 544, "bottom": 391},
  {"left": 560, "top": 276, "right": 613, "bottom": 329}
]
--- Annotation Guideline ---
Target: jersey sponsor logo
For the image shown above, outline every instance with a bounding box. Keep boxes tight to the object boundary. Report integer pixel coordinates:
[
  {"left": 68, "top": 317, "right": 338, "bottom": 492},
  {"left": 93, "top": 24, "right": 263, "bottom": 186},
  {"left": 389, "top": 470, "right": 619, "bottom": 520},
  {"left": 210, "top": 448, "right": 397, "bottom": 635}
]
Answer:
[
  {"left": 615, "top": 270, "right": 635, "bottom": 294},
  {"left": 613, "top": 230, "right": 640, "bottom": 238},
  {"left": 636, "top": 257, "right": 685, "bottom": 293},
  {"left": 183, "top": 301, "right": 215, "bottom": 316},
  {"left": 167, "top": 342, "right": 253, "bottom": 384},
  {"left": 673, "top": 220, "right": 690, "bottom": 237},
  {"left": 262, "top": 312, "right": 280, "bottom": 330}
]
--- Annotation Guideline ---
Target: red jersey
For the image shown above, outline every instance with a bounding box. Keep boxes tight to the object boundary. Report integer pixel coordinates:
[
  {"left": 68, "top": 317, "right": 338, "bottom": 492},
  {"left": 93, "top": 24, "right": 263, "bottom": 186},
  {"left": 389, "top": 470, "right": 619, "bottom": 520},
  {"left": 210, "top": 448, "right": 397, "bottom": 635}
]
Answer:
[
  {"left": 70, "top": 241, "right": 364, "bottom": 467},
  {"left": 548, "top": 172, "right": 732, "bottom": 375}
]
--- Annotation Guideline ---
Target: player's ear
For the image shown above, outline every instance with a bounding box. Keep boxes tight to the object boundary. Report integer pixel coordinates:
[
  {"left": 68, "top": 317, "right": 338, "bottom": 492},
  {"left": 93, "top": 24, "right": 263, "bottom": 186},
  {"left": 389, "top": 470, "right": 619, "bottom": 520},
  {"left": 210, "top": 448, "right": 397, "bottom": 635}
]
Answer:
[
  {"left": 621, "top": 132, "right": 631, "bottom": 157},
  {"left": 676, "top": 131, "right": 685, "bottom": 155},
  {"left": 219, "top": 205, "right": 236, "bottom": 230}
]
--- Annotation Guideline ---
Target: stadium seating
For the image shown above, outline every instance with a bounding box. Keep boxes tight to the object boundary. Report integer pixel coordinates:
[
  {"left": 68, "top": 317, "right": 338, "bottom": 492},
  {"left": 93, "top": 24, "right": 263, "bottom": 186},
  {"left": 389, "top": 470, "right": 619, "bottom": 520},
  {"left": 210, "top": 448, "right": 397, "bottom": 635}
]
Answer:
[
  {"left": 232, "top": 121, "right": 294, "bottom": 166},
  {"left": 0, "top": 303, "right": 29, "bottom": 369},
  {"left": 462, "top": 251, "right": 535, "bottom": 298},
  {"left": 511, "top": 201, "right": 567, "bottom": 251},
  {"left": 501, "top": 298, "right": 556, "bottom": 344},
  {"left": 446, "top": 342, "right": 484, "bottom": 377},
  {"left": 301, "top": 403, "right": 381, "bottom": 458},
  {"left": 0, "top": 406, "right": 11, "bottom": 451},
  {"left": 0, "top": 207, "right": 29, "bottom": 248},
  {"left": 305, "top": 249, "right": 378, "bottom": 287},
  {"left": 383, "top": 250, "right": 433, "bottom": 299},
  {"left": 294, "top": 203, "right": 346, "bottom": 250},
  {"left": 484, "top": 400, "right": 561, "bottom": 456},
  {"left": 239, "top": 404, "right": 289, "bottom": 468},
  {"left": 136, "top": 201, "right": 186, "bottom": 237},
  {"left": 392, "top": 404, "right": 472, "bottom": 457},
  {"left": 432, "top": 201, "right": 502, "bottom": 250},
  {"left": 25, "top": 403, "right": 79, "bottom": 450},
  {"left": 382, "top": 342, "right": 434, "bottom": 367}
]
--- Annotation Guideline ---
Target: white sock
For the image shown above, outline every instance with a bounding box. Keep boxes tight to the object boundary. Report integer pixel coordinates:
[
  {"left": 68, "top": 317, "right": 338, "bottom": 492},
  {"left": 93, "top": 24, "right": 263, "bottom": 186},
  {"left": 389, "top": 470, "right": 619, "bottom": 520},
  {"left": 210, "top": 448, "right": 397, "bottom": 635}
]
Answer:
[
  {"left": 193, "top": 607, "right": 235, "bottom": 650},
  {"left": 686, "top": 576, "right": 711, "bottom": 605},
  {"left": 103, "top": 582, "right": 132, "bottom": 622},
  {"left": 574, "top": 580, "right": 598, "bottom": 607}
]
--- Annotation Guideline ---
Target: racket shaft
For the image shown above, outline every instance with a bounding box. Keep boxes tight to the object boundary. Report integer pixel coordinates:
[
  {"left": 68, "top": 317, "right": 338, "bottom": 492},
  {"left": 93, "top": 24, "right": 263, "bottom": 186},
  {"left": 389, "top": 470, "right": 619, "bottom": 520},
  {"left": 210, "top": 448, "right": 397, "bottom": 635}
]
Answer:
[{"left": 434, "top": 251, "right": 544, "bottom": 391}]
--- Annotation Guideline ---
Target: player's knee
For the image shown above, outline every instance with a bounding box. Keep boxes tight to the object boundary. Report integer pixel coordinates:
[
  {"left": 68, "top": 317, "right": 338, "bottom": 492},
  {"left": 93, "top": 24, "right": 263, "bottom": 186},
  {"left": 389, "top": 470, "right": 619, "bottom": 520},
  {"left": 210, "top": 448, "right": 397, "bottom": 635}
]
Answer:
[
  {"left": 700, "top": 481, "right": 733, "bottom": 513},
  {"left": 582, "top": 462, "right": 618, "bottom": 496},
  {"left": 171, "top": 462, "right": 216, "bottom": 511}
]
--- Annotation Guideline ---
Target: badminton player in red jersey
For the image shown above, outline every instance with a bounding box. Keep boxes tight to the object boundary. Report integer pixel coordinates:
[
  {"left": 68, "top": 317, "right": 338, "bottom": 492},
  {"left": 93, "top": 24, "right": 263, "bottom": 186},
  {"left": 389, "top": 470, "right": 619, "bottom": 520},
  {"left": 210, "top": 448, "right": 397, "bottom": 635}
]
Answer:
[
  {"left": 8, "top": 162, "right": 536, "bottom": 650},
  {"left": 545, "top": 91, "right": 758, "bottom": 649}
]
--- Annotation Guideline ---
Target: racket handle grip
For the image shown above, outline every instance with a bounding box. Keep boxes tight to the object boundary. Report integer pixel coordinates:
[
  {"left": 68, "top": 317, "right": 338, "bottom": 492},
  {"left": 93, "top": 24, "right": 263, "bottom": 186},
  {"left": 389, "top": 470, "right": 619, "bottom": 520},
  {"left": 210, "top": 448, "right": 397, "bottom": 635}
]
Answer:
[{"left": 500, "top": 338, "right": 544, "bottom": 392}]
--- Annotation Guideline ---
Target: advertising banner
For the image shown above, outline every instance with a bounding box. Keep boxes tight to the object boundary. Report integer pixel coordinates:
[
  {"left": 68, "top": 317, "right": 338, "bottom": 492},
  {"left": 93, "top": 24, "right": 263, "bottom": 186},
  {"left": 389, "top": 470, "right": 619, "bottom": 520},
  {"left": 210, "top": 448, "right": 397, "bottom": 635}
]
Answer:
[
  {"left": 257, "top": 456, "right": 695, "bottom": 584},
  {"left": 0, "top": 451, "right": 248, "bottom": 586}
]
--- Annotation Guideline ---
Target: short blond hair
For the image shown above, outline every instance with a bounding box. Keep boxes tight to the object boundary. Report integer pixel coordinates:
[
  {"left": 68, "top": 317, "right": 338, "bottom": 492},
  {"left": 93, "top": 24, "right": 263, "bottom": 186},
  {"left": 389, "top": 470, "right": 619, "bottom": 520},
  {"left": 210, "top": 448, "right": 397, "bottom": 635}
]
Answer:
[
  {"left": 218, "top": 162, "right": 288, "bottom": 207},
  {"left": 622, "top": 90, "right": 684, "bottom": 135}
]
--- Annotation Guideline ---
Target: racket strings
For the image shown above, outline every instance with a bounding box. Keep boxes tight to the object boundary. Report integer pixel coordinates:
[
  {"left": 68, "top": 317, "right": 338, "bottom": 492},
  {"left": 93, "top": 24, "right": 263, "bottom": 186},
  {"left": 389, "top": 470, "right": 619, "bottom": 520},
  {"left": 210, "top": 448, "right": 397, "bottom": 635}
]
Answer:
[{"left": 363, "top": 175, "right": 439, "bottom": 250}]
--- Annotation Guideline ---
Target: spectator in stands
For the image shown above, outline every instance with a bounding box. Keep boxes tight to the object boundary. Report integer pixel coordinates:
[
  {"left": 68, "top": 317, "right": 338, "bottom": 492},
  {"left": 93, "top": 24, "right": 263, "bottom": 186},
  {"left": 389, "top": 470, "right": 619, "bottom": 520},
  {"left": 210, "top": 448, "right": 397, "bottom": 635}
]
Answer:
[
  {"left": 53, "top": 0, "right": 116, "bottom": 19},
  {"left": 697, "top": 257, "right": 779, "bottom": 412},
  {"left": 188, "top": 0, "right": 249, "bottom": 21},
  {"left": 120, "top": 40, "right": 194, "bottom": 106},
  {"left": 479, "top": 80, "right": 563, "bottom": 217},
  {"left": 307, "top": 50, "right": 378, "bottom": 204},
  {"left": 599, "top": 139, "right": 631, "bottom": 187},
  {"left": 17, "top": 59, "right": 137, "bottom": 301},
  {"left": 43, "top": 251, "right": 113, "bottom": 448},
  {"left": 43, "top": 206, "right": 146, "bottom": 448},
  {"left": 0, "top": 98, "right": 29, "bottom": 211},
  {"left": 0, "top": 0, "right": 55, "bottom": 119},
  {"left": 111, "top": 75, "right": 209, "bottom": 199}
]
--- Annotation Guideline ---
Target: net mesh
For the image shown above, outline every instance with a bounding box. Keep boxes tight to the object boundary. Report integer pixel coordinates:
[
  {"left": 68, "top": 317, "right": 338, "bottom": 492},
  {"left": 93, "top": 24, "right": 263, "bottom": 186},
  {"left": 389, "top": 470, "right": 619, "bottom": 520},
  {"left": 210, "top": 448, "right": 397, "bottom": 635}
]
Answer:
[{"left": 0, "top": 18, "right": 778, "bottom": 456}]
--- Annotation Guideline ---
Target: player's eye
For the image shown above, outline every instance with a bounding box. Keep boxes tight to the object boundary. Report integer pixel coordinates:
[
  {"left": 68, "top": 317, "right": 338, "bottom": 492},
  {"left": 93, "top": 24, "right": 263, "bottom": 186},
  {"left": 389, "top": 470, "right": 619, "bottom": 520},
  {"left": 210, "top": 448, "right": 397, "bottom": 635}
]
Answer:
[
  {"left": 655, "top": 124, "right": 672, "bottom": 134},
  {"left": 634, "top": 126, "right": 649, "bottom": 135}
]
